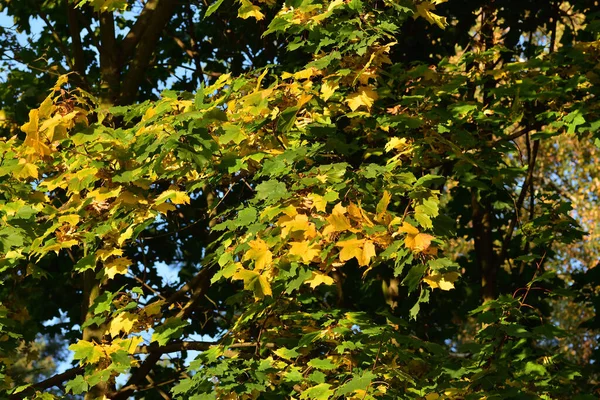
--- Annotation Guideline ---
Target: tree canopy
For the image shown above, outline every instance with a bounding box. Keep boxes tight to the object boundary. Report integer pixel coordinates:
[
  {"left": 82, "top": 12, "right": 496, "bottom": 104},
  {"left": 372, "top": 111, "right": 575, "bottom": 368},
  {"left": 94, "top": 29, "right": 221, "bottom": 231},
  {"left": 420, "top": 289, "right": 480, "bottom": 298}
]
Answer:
[{"left": 1, "top": 0, "right": 600, "bottom": 399}]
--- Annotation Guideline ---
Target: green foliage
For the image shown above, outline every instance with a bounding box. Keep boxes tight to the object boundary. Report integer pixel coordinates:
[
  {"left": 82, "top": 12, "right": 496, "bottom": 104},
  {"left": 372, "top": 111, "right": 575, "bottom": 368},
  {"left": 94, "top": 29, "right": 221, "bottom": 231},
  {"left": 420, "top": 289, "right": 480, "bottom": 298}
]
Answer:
[{"left": 0, "top": 0, "right": 599, "bottom": 399}]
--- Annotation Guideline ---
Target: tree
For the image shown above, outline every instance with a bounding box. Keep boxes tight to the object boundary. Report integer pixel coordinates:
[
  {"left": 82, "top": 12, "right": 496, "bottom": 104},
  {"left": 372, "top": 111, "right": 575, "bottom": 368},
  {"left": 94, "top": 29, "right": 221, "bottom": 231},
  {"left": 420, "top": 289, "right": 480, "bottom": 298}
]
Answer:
[{"left": 0, "top": 0, "right": 599, "bottom": 399}]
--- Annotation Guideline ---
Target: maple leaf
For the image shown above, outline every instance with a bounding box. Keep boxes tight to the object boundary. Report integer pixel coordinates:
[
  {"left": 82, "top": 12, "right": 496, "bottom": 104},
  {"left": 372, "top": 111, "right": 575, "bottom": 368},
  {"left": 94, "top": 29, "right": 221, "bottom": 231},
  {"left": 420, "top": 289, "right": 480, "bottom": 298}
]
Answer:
[
  {"left": 320, "top": 80, "right": 339, "bottom": 101},
  {"left": 289, "top": 240, "right": 321, "bottom": 264},
  {"left": 346, "top": 87, "right": 379, "bottom": 111},
  {"left": 414, "top": 1, "right": 448, "bottom": 30},
  {"left": 323, "top": 203, "right": 352, "bottom": 236},
  {"left": 155, "top": 189, "right": 190, "bottom": 205},
  {"left": 238, "top": 0, "right": 264, "bottom": 20},
  {"left": 423, "top": 271, "right": 460, "bottom": 291},
  {"left": 305, "top": 272, "right": 335, "bottom": 289},
  {"left": 104, "top": 257, "right": 132, "bottom": 280},
  {"left": 243, "top": 238, "right": 273, "bottom": 271},
  {"left": 118, "top": 336, "right": 144, "bottom": 354},
  {"left": 307, "top": 193, "right": 328, "bottom": 213},
  {"left": 12, "top": 159, "right": 38, "bottom": 180},
  {"left": 69, "top": 340, "right": 103, "bottom": 364},
  {"left": 232, "top": 268, "right": 272, "bottom": 299},
  {"left": 398, "top": 222, "right": 434, "bottom": 253},
  {"left": 279, "top": 214, "right": 317, "bottom": 239},
  {"left": 108, "top": 312, "right": 137, "bottom": 338},
  {"left": 336, "top": 239, "right": 376, "bottom": 267}
]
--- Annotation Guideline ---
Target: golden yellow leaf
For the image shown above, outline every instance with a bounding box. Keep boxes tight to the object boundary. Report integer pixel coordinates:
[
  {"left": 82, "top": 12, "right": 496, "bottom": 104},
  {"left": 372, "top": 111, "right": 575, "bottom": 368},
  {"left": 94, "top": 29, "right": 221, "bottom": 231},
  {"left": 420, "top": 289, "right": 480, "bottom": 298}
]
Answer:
[
  {"left": 336, "top": 239, "right": 376, "bottom": 267},
  {"left": 155, "top": 189, "right": 190, "bottom": 205},
  {"left": 307, "top": 193, "right": 327, "bottom": 213},
  {"left": 243, "top": 238, "right": 272, "bottom": 272},
  {"left": 289, "top": 240, "right": 321, "bottom": 264},
  {"left": 322, "top": 203, "right": 352, "bottom": 236},
  {"left": 12, "top": 159, "right": 38, "bottom": 180},
  {"left": 87, "top": 187, "right": 122, "bottom": 202},
  {"left": 305, "top": 271, "right": 335, "bottom": 289},
  {"left": 238, "top": 0, "right": 264, "bottom": 20},
  {"left": 320, "top": 80, "right": 339, "bottom": 101},
  {"left": 143, "top": 300, "right": 165, "bottom": 317},
  {"left": 398, "top": 222, "right": 434, "bottom": 253},
  {"left": 414, "top": 1, "right": 448, "bottom": 30},
  {"left": 153, "top": 202, "right": 177, "bottom": 214},
  {"left": 118, "top": 335, "right": 144, "bottom": 354},
  {"left": 398, "top": 221, "right": 419, "bottom": 236},
  {"left": 96, "top": 248, "right": 123, "bottom": 261},
  {"left": 22, "top": 109, "right": 51, "bottom": 158},
  {"left": 423, "top": 271, "right": 460, "bottom": 291},
  {"left": 58, "top": 214, "right": 80, "bottom": 225},
  {"left": 108, "top": 312, "right": 137, "bottom": 338},
  {"left": 293, "top": 67, "right": 318, "bottom": 80},
  {"left": 385, "top": 137, "right": 412, "bottom": 154},
  {"left": 279, "top": 214, "right": 317, "bottom": 239},
  {"left": 232, "top": 268, "right": 272, "bottom": 299},
  {"left": 104, "top": 257, "right": 132, "bottom": 280},
  {"left": 346, "top": 87, "right": 379, "bottom": 111}
]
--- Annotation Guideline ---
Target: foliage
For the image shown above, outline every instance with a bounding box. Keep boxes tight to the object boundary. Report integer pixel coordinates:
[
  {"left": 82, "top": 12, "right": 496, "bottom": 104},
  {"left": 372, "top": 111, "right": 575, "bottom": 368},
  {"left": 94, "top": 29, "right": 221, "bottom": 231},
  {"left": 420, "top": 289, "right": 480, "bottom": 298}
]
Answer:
[{"left": 0, "top": 0, "right": 599, "bottom": 399}]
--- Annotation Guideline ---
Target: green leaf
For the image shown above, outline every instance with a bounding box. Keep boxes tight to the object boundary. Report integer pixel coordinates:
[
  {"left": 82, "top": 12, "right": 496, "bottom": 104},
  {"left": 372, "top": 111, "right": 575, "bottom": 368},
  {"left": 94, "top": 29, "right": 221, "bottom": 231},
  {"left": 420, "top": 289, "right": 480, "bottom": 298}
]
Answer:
[
  {"left": 402, "top": 264, "right": 427, "bottom": 293},
  {"left": 335, "top": 371, "right": 375, "bottom": 396},
  {"left": 255, "top": 180, "right": 288, "bottom": 204},
  {"left": 65, "top": 375, "right": 88, "bottom": 395},
  {"left": 300, "top": 383, "right": 334, "bottom": 400},
  {"left": 152, "top": 317, "right": 189, "bottom": 346},
  {"left": 307, "top": 358, "right": 337, "bottom": 370},
  {"left": 204, "top": 0, "right": 225, "bottom": 18}
]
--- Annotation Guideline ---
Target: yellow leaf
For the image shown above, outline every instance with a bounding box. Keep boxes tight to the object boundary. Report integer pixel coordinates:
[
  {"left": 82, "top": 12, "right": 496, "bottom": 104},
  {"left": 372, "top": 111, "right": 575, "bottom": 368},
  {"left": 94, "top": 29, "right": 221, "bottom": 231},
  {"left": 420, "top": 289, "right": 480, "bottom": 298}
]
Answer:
[
  {"left": 279, "top": 214, "right": 317, "bottom": 239},
  {"left": 104, "top": 257, "right": 132, "bottom": 280},
  {"left": 238, "top": 0, "right": 264, "bottom": 20},
  {"left": 398, "top": 222, "right": 434, "bottom": 253},
  {"left": 117, "top": 191, "right": 148, "bottom": 205},
  {"left": 87, "top": 187, "right": 121, "bottom": 202},
  {"left": 233, "top": 268, "right": 272, "bottom": 299},
  {"left": 336, "top": 238, "right": 376, "bottom": 267},
  {"left": 398, "top": 221, "right": 419, "bottom": 235},
  {"left": 143, "top": 300, "right": 165, "bottom": 317},
  {"left": 293, "top": 67, "right": 318, "bottom": 80},
  {"left": 58, "top": 214, "right": 80, "bottom": 225},
  {"left": 155, "top": 189, "right": 190, "bottom": 205},
  {"left": 22, "top": 109, "right": 52, "bottom": 158},
  {"left": 96, "top": 248, "right": 123, "bottom": 261},
  {"left": 305, "top": 272, "right": 335, "bottom": 289},
  {"left": 152, "top": 202, "right": 177, "bottom": 214},
  {"left": 243, "top": 238, "right": 272, "bottom": 272},
  {"left": 423, "top": 271, "right": 460, "bottom": 291},
  {"left": 12, "top": 159, "right": 38, "bottom": 179},
  {"left": 385, "top": 137, "right": 412, "bottom": 154},
  {"left": 320, "top": 80, "right": 339, "bottom": 101},
  {"left": 118, "top": 335, "right": 144, "bottom": 354},
  {"left": 108, "top": 312, "right": 137, "bottom": 338},
  {"left": 346, "top": 87, "right": 379, "bottom": 111},
  {"left": 289, "top": 240, "right": 321, "bottom": 264},
  {"left": 322, "top": 203, "right": 352, "bottom": 236},
  {"left": 414, "top": 1, "right": 448, "bottom": 29},
  {"left": 307, "top": 193, "right": 327, "bottom": 213}
]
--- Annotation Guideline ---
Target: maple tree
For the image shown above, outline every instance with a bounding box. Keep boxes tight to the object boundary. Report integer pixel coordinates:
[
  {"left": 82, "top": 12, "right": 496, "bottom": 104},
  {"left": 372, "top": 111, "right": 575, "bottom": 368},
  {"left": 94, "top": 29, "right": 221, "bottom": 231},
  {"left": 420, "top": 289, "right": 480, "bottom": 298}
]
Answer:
[{"left": 1, "top": 0, "right": 600, "bottom": 399}]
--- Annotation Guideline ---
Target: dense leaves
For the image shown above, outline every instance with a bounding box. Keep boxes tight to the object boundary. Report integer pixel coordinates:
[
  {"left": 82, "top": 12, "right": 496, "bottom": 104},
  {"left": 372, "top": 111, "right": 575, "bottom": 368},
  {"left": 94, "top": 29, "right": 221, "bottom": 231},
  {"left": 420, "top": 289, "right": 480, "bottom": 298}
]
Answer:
[{"left": 0, "top": 0, "right": 599, "bottom": 399}]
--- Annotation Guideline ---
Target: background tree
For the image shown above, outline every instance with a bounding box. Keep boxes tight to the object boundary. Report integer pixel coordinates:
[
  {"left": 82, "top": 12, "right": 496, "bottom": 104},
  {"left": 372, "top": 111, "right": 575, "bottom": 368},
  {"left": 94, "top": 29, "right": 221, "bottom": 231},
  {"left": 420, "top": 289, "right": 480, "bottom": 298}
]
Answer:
[{"left": 0, "top": 0, "right": 599, "bottom": 399}]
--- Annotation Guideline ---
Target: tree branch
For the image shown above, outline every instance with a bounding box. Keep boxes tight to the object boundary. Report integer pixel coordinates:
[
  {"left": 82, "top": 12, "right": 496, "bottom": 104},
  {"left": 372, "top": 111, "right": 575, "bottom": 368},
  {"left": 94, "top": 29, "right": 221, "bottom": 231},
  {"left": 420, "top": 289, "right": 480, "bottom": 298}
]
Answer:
[
  {"left": 99, "top": 10, "right": 120, "bottom": 104},
  {"left": 67, "top": 3, "right": 90, "bottom": 90},
  {"left": 118, "top": 0, "right": 179, "bottom": 104},
  {"left": 35, "top": 6, "right": 75, "bottom": 71},
  {"left": 498, "top": 136, "right": 540, "bottom": 265},
  {"left": 120, "top": 0, "right": 161, "bottom": 62},
  {"left": 8, "top": 366, "right": 84, "bottom": 400}
]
